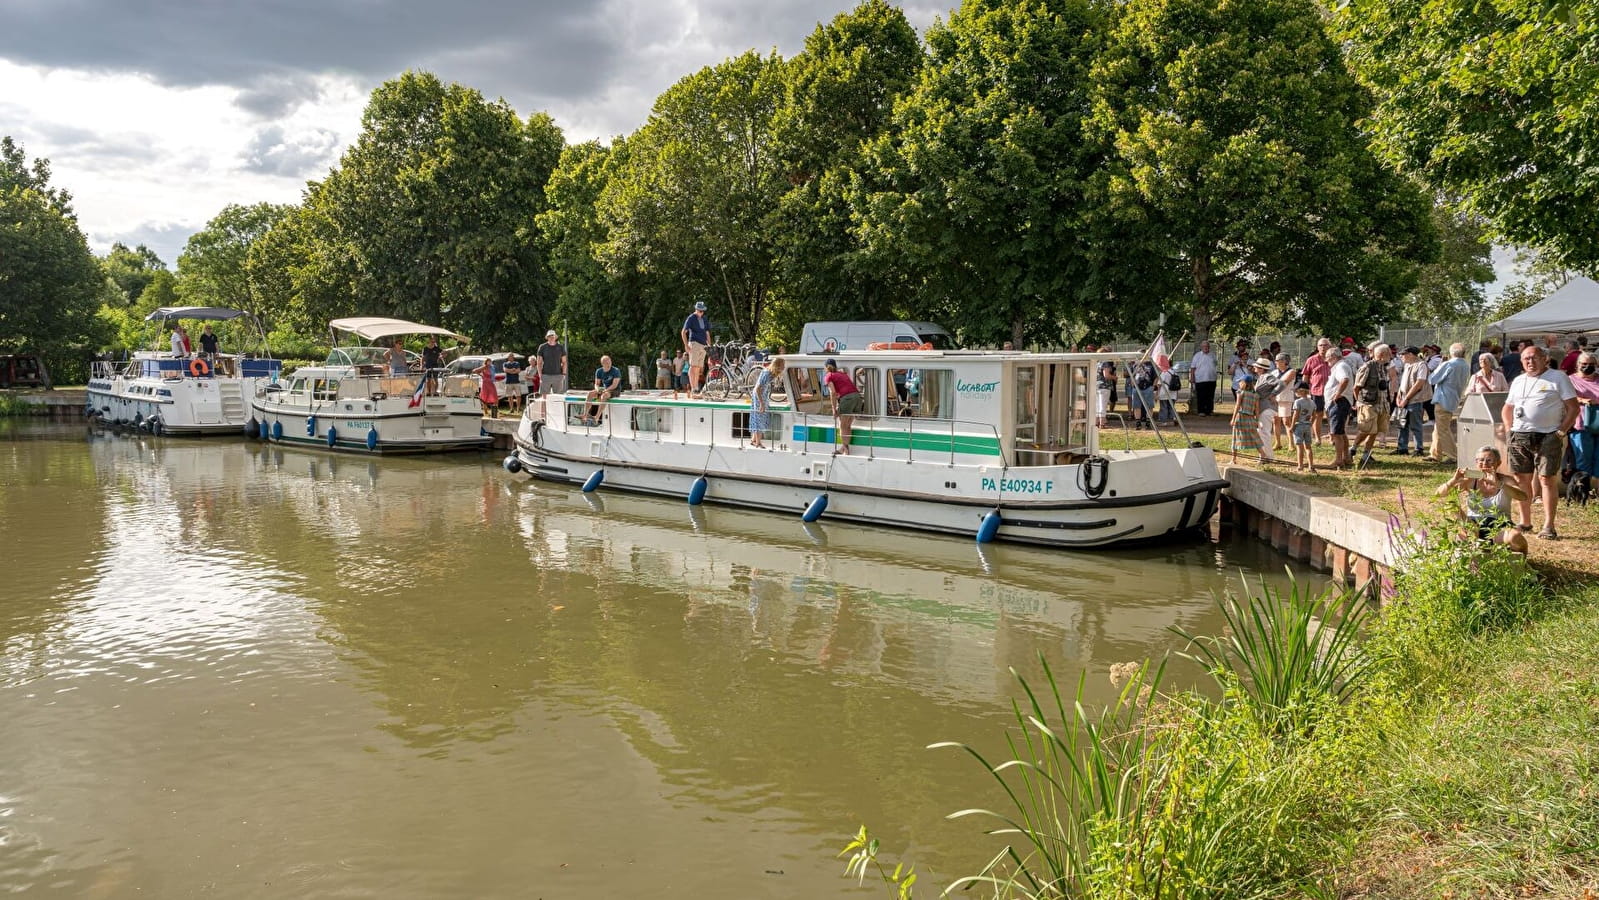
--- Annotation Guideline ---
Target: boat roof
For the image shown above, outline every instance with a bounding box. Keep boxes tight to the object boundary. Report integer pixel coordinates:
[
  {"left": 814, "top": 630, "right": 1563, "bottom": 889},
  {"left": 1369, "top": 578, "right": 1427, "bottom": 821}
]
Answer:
[
  {"left": 145, "top": 306, "right": 252, "bottom": 323},
  {"left": 329, "top": 317, "right": 469, "bottom": 343},
  {"left": 780, "top": 349, "right": 1142, "bottom": 363}
]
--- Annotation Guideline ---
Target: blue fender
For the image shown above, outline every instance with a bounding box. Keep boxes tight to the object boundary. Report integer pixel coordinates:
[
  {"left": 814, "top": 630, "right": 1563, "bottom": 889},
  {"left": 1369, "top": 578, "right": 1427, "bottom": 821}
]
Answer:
[
  {"left": 245, "top": 418, "right": 258, "bottom": 439},
  {"left": 270, "top": 420, "right": 283, "bottom": 441},
  {"left": 688, "top": 475, "right": 708, "bottom": 506},
  {"left": 306, "top": 415, "right": 315, "bottom": 436},
  {"left": 326, "top": 426, "right": 338, "bottom": 448},
  {"left": 503, "top": 455, "right": 523, "bottom": 474},
  {"left": 802, "top": 493, "right": 829, "bottom": 523},
  {"left": 581, "top": 469, "right": 605, "bottom": 493},
  {"left": 150, "top": 416, "right": 163, "bottom": 436},
  {"left": 977, "top": 509, "right": 1003, "bottom": 544},
  {"left": 366, "top": 428, "right": 379, "bottom": 451}
]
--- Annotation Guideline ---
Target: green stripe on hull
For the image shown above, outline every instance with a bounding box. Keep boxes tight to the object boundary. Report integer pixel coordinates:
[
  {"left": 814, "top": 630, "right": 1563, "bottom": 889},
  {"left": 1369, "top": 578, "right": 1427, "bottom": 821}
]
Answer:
[{"left": 788, "top": 424, "right": 1000, "bottom": 456}]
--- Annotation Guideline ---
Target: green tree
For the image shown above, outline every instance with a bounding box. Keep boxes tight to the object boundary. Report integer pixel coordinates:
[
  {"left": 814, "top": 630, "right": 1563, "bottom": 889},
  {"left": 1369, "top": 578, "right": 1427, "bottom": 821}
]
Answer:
[
  {"left": 101, "top": 242, "right": 168, "bottom": 307},
  {"left": 1084, "top": 0, "right": 1436, "bottom": 344},
  {"left": 306, "top": 72, "right": 564, "bottom": 349},
  {"left": 1400, "top": 203, "right": 1496, "bottom": 324},
  {"left": 0, "top": 140, "right": 106, "bottom": 372},
  {"left": 1, "top": 136, "right": 72, "bottom": 215},
  {"left": 858, "top": 0, "right": 1105, "bottom": 347},
  {"left": 175, "top": 202, "right": 292, "bottom": 320},
  {"left": 768, "top": 0, "right": 923, "bottom": 339},
  {"left": 1338, "top": 0, "right": 1599, "bottom": 270},
  {"left": 597, "top": 51, "right": 788, "bottom": 341}
]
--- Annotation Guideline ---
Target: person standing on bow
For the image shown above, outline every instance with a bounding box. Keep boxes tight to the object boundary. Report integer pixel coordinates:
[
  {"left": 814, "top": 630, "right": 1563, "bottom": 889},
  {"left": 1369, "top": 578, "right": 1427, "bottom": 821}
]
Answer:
[
  {"left": 749, "top": 358, "right": 785, "bottom": 448},
  {"left": 681, "top": 301, "right": 713, "bottom": 398}
]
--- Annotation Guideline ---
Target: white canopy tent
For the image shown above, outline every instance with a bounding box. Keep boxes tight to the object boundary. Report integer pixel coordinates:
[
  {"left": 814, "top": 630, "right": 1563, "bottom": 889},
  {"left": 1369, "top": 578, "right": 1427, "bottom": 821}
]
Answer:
[
  {"left": 1487, "top": 276, "right": 1599, "bottom": 335},
  {"left": 328, "top": 317, "right": 469, "bottom": 344}
]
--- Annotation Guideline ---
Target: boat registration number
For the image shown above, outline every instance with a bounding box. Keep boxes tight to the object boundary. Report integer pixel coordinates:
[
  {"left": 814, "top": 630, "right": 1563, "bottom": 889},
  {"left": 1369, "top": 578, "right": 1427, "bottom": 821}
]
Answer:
[{"left": 982, "top": 477, "right": 1054, "bottom": 494}]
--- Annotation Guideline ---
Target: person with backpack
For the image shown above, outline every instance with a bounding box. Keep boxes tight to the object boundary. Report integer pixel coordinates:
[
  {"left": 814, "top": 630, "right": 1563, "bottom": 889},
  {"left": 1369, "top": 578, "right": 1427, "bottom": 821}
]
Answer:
[
  {"left": 1129, "top": 358, "right": 1157, "bottom": 430},
  {"left": 1350, "top": 344, "right": 1394, "bottom": 470}
]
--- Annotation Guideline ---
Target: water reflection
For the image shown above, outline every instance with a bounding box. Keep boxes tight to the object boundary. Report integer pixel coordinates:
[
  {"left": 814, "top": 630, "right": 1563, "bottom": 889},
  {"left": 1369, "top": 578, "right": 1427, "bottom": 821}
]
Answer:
[{"left": 0, "top": 425, "right": 1315, "bottom": 897}]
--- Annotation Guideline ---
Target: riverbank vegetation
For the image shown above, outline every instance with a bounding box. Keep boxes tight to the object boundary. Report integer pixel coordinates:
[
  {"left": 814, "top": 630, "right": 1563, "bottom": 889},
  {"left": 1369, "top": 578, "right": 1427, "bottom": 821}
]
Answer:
[
  {"left": 10, "top": 0, "right": 1597, "bottom": 384},
  {"left": 847, "top": 529, "right": 1597, "bottom": 897}
]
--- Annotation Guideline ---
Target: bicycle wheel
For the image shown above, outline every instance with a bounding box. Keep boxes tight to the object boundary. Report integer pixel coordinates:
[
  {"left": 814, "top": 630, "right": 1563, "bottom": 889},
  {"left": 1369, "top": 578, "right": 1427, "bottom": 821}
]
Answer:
[{"left": 704, "top": 375, "right": 730, "bottom": 400}]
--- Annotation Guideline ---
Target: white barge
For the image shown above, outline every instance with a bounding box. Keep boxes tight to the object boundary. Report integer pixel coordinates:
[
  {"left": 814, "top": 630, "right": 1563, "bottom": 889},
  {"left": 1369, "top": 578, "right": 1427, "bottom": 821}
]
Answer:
[
  {"left": 250, "top": 317, "right": 492, "bottom": 454},
  {"left": 86, "top": 306, "right": 281, "bottom": 435},
  {"left": 509, "top": 350, "right": 1226, "bottom": 548}
]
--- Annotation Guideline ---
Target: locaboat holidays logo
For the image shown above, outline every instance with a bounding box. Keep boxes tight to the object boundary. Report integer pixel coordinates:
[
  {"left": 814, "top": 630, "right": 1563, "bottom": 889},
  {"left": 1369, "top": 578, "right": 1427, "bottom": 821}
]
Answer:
[{"left": 956, "top": 379, "right": 999, "bottom": 395}]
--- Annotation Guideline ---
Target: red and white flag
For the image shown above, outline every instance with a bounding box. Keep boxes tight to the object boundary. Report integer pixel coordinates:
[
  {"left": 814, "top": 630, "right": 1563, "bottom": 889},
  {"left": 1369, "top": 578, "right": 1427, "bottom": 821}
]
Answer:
[
  {"left": 1149, "top": 333, "right": 1169, "bottom": 370},
  {"left": 407, "top": 375, "right": 427, "bottom": 408}
]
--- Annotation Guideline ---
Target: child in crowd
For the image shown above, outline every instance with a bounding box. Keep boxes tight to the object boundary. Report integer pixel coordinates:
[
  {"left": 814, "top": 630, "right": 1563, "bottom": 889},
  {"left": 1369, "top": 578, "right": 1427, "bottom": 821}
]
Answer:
[
  {"left": 1231, "top": 374, "right": 1262, "bottom": 463},
  {"left": 1291, "top": 381, "right": 1317, "bottom": 472}
]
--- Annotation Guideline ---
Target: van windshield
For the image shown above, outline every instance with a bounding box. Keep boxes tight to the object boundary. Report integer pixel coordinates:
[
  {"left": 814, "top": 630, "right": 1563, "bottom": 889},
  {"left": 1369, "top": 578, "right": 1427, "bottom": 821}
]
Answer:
[{"left": 917, "top": 332, "right": 956, "bottom": 350}]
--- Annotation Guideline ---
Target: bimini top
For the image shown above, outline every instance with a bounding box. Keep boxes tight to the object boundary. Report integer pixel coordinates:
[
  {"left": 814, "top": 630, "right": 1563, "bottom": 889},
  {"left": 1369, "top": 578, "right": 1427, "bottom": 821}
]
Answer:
[
  {"left": 328, "top": 317, "right": 469, "bottom": 343},
  {"left": 145, "top": 306, "right": 253, "bottom": 323}
]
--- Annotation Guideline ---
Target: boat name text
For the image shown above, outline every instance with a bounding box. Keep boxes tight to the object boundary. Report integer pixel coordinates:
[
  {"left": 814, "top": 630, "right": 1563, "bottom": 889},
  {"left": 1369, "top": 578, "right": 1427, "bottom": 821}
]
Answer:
[{"left": 956, "top": 379, "right": 999, "bottom": 395}]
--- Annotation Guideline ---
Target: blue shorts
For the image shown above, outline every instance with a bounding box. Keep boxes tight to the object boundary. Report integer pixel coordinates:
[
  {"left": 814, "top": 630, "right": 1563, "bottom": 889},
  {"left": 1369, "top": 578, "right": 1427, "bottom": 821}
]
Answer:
[
  {"left": 1292, "top": 424, "right": 1312, "bottom": 446},
  {"left": 1327, "top": 397, "right": 1353, "bottom": 435}
]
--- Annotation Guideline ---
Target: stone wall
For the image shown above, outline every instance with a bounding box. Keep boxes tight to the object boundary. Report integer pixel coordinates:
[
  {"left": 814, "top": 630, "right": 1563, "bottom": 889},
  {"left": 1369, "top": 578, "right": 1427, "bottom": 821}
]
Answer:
[{"left": 1219, "top": 466, "right": 1394, "bottom": 593}]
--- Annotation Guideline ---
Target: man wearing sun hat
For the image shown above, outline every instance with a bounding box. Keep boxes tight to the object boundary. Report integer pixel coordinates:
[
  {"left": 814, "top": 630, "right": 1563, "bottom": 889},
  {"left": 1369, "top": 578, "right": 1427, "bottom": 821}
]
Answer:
[
  {"left": 1251, "top": 356, "right": 1283, "bottom": 460},
  {"left": 535, "top": 329, "right": 568, "bottom": 396},
  {"left": 681, "top": 301, "right": 713, "bottom": 397}
]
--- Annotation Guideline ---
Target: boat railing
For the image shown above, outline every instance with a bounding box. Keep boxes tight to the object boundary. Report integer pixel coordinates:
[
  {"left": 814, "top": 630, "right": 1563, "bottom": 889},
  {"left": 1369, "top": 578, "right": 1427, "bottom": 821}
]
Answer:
[{"left": 555, "top": 396, "right": 1001, "bottom": 466}]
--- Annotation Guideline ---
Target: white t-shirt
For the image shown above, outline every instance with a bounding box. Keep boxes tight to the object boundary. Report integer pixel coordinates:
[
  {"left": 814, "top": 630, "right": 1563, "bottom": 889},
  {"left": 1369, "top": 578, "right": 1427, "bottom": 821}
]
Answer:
[
  {"left": 1506, "top": 368, "right": 1576, "bottom": 433},
  {"left": 1324, "top": 360, "right": 1354, "bottom": 404},
  {"left": 1190, "top": 350, "right": 1217, "bottom": 383}
]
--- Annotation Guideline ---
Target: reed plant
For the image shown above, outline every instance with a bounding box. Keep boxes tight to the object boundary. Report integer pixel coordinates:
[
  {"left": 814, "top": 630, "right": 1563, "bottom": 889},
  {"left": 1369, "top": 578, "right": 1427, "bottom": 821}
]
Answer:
[
  {"left": 0, "top": 394, "right": 39, "bottom": 416},
  {"left": 1177, "top": 575, "right": 1375, "bottom": 741}
]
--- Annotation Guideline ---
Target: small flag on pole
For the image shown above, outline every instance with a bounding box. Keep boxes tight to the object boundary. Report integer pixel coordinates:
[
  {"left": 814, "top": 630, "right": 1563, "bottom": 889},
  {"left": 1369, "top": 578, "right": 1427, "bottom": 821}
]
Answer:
[
  {"left": 1150, "top": 333, "right": 1169, "bottom": 370},
  {"left": 407, "top": 375, "right": 427, "bottom": 408}
]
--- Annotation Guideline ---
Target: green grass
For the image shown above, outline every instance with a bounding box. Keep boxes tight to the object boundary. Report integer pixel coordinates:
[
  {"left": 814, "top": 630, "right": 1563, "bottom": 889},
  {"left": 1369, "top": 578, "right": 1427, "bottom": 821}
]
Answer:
[{"left": 1342, "top": 586, "right": 1599, "bottom": 898}]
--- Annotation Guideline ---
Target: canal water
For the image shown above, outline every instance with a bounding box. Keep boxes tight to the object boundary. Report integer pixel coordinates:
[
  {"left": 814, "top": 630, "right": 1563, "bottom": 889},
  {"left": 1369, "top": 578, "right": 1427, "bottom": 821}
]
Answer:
[{"left": 0, "top": 421, "right": 1311, "bottom": 898}]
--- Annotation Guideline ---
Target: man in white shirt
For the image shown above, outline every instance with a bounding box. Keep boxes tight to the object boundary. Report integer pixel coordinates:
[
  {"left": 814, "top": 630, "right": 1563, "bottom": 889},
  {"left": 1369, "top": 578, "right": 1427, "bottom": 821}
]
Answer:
[
  {"left": 1323, "top": 347, "right": 1355, "bottom": 469},
  {"left": 1500, "top": 345, "right": 1579, "bottom": 539},
  {"left": 1190, "top": 340, "right": 1218, "bottom": 415}
]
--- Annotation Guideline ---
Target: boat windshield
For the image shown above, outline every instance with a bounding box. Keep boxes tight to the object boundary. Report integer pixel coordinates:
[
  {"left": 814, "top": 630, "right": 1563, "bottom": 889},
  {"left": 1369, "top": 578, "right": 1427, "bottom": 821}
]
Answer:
[{"left": 327, "top": 346, "right": 390, "bottom": 367}]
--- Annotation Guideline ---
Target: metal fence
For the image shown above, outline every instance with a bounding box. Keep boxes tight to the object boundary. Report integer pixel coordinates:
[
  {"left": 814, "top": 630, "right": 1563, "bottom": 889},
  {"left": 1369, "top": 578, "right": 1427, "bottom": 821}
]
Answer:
[{"left": 1073, "top": 321, "right": 1496, "bottom": 365}]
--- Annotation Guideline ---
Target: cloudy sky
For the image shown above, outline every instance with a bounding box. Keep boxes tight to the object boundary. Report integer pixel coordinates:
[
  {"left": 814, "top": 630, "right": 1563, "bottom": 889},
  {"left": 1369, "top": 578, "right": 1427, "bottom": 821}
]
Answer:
[{"left": 0, "top": 0, "right": 947, "bottom": 266}]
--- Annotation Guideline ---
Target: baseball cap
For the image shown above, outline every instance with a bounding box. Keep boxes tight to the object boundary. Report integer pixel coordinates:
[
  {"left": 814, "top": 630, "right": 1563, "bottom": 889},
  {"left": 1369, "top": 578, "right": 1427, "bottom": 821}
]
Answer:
[
  {"left": 824, "top": 358, "right": 837, "bottom": 367},
  {"left": 694, "top": 301, "right": 707, "bottom": 311}
]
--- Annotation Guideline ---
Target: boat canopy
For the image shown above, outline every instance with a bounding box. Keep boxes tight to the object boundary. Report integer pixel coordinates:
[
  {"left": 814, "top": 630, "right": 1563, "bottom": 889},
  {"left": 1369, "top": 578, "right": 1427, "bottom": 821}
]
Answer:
[
  {"left": 329, "top": 317, "right": 469, "bottom": 343},
  {"left": 145, "top": 306, "right": 253, "bottom": 323}
]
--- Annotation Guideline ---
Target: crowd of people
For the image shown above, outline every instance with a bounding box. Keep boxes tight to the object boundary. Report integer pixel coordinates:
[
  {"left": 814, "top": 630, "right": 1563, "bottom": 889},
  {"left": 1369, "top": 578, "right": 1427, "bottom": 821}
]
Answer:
[{"left": 1182, "top": 333, "right": 1594, "bottom": 545}]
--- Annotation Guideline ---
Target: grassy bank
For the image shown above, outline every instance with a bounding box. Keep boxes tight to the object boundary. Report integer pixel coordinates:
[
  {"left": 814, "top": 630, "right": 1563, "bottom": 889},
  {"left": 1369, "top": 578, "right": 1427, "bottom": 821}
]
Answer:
[{"left": 845, "top": 524, "right": 1599, "bottom": 898}]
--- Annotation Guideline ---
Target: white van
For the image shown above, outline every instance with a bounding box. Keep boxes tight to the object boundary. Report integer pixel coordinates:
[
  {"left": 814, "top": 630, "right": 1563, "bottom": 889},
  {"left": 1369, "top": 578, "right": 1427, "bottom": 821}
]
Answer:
[{"left": 799, "top": 321, "right": 955, "bottom": 354}]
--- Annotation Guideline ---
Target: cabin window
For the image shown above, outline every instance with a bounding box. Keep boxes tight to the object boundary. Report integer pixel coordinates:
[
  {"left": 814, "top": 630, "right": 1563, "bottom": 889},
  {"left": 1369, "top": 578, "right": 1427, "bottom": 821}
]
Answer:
[
  {"left": 791, "top": 367, "right": 829, "bottom": 414},
  {"left": 731, "top": 411, "right": 752, "bottom": 440},
  {"left": 288, "top": 377, "right": 307, "bottom": 394},
  {"left": 313, "top": 378, "right": 339, "bottom": 401},
  {"left": 1014, "top": 366, "right": 1038, "bottom": 445},
  {"left": 630, "top": 406, "right": 673, "bottom": 433},
  {"left": 886, "top": 368, "right": 954, "bottom": 419}
]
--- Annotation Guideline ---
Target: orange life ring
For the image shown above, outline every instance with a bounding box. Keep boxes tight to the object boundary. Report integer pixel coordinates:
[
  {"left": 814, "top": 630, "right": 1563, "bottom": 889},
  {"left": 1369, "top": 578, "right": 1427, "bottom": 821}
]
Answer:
[
  {"left": 189, "top": 358, "right": 210, "bottom": 377},
  {"left": 866, "top": 341, "right": 932, "bottom": 351}
]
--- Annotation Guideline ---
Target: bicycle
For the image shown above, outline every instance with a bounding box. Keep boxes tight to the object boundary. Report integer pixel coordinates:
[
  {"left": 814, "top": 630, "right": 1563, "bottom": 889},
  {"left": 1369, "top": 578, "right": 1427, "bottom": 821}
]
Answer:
[{"left": 702, "top": 342, "right": 763, "bottom": 400}]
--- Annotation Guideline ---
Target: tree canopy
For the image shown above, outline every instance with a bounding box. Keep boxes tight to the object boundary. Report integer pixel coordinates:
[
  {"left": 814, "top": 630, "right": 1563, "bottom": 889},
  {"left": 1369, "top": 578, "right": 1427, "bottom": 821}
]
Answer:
[
  {"left": 1339, "top": 0, "right": 1599, "bottom": 270},
  {"left": 0, "top": 138, "right": 106, "bottom": 366}
]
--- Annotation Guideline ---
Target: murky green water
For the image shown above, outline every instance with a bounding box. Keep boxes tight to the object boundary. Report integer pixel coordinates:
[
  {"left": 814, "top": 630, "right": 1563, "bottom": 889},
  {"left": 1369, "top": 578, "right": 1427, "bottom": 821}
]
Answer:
[{"left": 0, "top": 420, "right": 1312, "bottom": 897}]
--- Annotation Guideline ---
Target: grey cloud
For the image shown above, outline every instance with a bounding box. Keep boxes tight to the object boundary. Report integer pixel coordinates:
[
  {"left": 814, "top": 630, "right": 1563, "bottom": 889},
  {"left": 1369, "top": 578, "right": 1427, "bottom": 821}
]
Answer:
[
  {"left": 235, "top": 74, "right": 328, "bottom": 118},
  {"left": 243, "top": 125, "right": 340, "bottom": 177},
  {"left": 88, "top": 222, "right": 199, "bottom": 266}
]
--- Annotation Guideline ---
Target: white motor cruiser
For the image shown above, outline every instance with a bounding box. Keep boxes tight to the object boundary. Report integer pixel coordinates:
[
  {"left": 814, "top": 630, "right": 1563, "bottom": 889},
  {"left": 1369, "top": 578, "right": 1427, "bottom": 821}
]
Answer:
[
  {"left": 250, "top": 317, "right": 492, "bottom": 454},
  {"left": 508, "top": 349, "right": 1227, "bottom": 548},
  {"left": 87, "top": 306, "right": 281, "bottom": 435}
]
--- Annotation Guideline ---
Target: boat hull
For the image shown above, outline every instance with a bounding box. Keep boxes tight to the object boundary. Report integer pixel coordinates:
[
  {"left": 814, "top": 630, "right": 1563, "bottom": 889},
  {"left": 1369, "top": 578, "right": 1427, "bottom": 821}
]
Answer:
[
  {"left": 513, "top": 417, "right": 1223, "bottom": 549},
  {"left": 250, "top": 394, "right": 492, "bottom": 455}
]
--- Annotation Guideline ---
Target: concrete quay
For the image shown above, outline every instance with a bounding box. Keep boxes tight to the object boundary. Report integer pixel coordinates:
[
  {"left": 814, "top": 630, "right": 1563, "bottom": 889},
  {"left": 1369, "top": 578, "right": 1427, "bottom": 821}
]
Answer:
[{"left": 1219, "top": 466, "right": 1394, "bottom": 593}]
